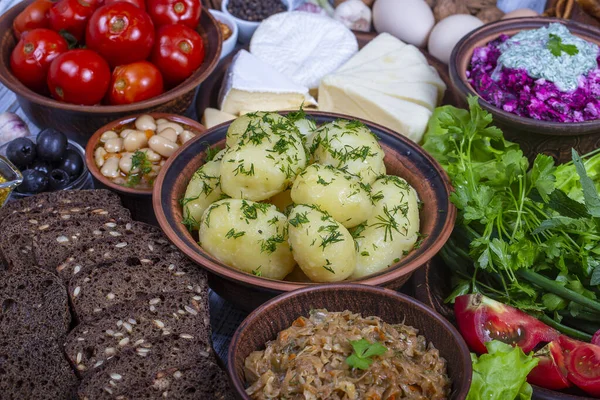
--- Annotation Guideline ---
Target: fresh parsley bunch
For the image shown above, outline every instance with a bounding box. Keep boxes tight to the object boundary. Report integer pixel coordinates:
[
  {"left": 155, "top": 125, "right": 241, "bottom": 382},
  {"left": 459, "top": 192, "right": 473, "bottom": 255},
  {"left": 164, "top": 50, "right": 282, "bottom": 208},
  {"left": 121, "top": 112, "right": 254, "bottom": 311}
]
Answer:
[{"left": 422, "top": 96, "right": 600, "bottom": 340}]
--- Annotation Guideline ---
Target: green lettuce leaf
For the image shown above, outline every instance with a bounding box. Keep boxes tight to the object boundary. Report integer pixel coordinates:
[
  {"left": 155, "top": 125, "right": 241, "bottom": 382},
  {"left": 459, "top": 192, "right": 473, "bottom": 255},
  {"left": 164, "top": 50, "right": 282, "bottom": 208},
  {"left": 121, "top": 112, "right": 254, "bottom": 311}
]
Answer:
[{"left": 466, "top": 341, "right": 539, "bottom": 400}]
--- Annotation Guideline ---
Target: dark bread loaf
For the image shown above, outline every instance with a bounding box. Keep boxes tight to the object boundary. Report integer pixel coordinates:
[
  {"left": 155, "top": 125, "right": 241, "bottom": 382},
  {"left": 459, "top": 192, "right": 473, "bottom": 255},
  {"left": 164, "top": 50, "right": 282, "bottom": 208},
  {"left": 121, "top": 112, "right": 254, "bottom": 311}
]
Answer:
[
  {"left": 0, "top": 189, "right": 122, "bottom": 224},
  {"left": 0, "top": 207, "right": 132, "bottom": 271},
  {"left": 56, "top": 231, "right": 175, "bottom": 282},
  {"left": 77, "top": 335, "right": 223, "bottom": 399},
  {"left": 114, "top": 364, "right": 235, "bottom": 400},
  {"left": 65, "top": 291, "right": 211, "bottom": 375},
  {"left": 0, "top": 266, "right": 70, "bottom": 341},
  {"left": 69, "top": 255, "right": 208, "bottom": 322},
  {"left": 0, "top": 335, "right": 78, "bottom": 400}
]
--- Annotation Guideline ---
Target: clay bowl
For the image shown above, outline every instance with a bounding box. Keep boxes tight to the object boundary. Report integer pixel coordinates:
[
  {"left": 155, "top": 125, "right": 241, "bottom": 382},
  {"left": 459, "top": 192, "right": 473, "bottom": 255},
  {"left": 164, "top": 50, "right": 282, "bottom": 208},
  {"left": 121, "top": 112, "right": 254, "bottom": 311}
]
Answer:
[
  {"left": 227, "top": 284, "right": 472, "bottom": 400},
  {"left": 153, "top": 111, "right": 456, "bottom": 311},
  {"left": 0, "top": 0, "right": 221, "bottom": 146},
  {"left": 450, "top": 17, "right": 600, "bottom": 164},
  {"left": 412, "top": 259, "right": 597, "bottom": 400},
  {"left": 86, "top": 113, "right": 206, "bottom": 225}
]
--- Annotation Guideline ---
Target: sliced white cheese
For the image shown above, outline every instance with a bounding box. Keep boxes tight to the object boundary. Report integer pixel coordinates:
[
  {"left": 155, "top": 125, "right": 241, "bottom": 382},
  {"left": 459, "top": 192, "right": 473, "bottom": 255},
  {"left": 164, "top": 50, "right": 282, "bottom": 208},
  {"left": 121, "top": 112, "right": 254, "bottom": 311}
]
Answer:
[
  {"left": 201, "top": 108, "right": 236, "bottom": 129},
  {"left": 250, "top": 11, "right": 358, "bottom": 89},
  {"left": 322, "top": 74, "right": 439, "bottom": 111},
  {"left": 318, "top": 82, "right": 432, "bottom": 143},
  {"left": 340, "top": 44, "right": 431, "bottom": 76},
  {"left": 336, "top": 32, "right": 409, "bottom": 73},
  {"left": 218, "top": 50, "right": 317, "bottom": 116}
]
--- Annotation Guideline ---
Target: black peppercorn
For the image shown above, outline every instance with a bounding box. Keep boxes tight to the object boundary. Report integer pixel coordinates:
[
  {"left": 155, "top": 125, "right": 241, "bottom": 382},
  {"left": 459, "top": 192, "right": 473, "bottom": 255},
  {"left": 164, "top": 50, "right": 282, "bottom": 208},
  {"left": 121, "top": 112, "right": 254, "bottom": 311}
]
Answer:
[{"left": 227, "top": 0, "right": 287, "bottom": 22}]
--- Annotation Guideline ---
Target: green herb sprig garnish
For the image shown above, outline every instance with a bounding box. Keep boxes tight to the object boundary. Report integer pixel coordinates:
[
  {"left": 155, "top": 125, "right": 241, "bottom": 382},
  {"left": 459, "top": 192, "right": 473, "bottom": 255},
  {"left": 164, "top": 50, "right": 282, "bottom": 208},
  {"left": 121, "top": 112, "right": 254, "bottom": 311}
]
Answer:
[
  {"left": 127, "top": 150, "right": 153, "bottom": 187},
  {"left": 547, "top": 34, "right": 579, "bottom": 57},
  {"left": 346, "top": 339, "right": 387, "bottom": 370}
]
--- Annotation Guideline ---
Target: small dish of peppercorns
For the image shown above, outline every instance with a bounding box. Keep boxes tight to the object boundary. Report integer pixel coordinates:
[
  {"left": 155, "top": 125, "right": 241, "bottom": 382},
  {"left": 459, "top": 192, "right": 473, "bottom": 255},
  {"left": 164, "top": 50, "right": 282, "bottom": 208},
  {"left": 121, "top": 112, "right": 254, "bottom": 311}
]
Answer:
[{"left": 222, "top": 0, "right": 291, "bottom": 43}]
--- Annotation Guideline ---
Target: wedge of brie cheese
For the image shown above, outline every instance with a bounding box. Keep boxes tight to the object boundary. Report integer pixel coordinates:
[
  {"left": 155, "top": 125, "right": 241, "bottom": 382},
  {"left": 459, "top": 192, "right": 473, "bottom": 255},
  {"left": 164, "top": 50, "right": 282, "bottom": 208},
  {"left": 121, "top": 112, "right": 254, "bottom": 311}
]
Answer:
[
  {"left": 218, "top": 50, "right": 317, "bottom": 116},
  {"left": 318, "top": 33, "right": 446, "bottom": 143},
  {"left": 202, "top": 108, "right": 236, "bottom": 129},
  {"left": 250, "top": 11, "right": 358, "bottom": 89}
]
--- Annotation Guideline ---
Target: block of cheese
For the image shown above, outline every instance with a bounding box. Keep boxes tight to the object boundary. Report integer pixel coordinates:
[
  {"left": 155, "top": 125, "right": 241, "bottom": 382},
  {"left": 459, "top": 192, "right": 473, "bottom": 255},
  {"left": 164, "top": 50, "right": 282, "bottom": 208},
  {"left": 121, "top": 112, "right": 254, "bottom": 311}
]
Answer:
[
  {"left": 318, "top": 33, "right": 446, "bottom": 142},
  {"left": 202, "top": 108, "right": 236, "bottom": 129},
  {"left": 219, "top": 50, "right": 317, "bottom": 116},
  {"left": 250, "top": 12, "right": 358, "bottom": 89},
  {"left": 318, "top": 82, "right": 432, "bottom": 143}
]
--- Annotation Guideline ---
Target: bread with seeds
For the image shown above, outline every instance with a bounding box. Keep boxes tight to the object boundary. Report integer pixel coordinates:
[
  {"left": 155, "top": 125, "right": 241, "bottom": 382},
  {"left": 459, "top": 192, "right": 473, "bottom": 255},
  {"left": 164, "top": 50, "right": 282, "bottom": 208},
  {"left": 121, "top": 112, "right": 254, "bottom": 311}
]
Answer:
[
  {"left": 0, "top": 335, "right": 78, "bottom": 399},
  {"left": 0, "top": 265, "right": 70, "bottom": 341},
  {"left": 0, "top": 189, "right": 122, "bottom": 224},
  {"left": 77, "top": 335, "right": 220, "bottom": 399},
  {"left": 65, "top": 291, "right": 211, "bottom": 375},
  {"left": 56, "top": 231, "right": 175, "bottom": 282},
  {"left": 69, "top": 256, "right": 208, "bottom": 322}
]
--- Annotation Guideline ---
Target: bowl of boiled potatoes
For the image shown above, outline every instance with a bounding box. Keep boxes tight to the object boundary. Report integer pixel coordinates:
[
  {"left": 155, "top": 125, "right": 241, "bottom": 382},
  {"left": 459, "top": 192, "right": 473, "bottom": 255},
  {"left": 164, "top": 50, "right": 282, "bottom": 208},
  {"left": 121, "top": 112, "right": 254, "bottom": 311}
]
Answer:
[{"left": 153, "top": 110, "right": 455, "bottom": 311}]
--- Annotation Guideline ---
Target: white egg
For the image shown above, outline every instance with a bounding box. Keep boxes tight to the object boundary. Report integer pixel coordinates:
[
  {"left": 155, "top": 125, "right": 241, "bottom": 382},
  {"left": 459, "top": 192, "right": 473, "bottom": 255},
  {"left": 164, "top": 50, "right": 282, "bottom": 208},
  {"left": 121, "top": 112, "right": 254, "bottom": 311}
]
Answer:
[
  {"left": 501, "top": 8, "right": 539, "bottom": 19},
  {"left": 372, "top": 0, "right": 434, "bottom": 47},
  {"left": 427, "top": 14, "right": 484, "bottom": 64}
]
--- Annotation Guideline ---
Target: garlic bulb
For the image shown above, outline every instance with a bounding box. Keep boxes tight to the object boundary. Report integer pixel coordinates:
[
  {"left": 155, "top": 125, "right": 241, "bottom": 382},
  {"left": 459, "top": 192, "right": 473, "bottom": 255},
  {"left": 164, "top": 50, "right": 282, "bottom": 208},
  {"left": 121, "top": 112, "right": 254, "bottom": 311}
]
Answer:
[
  {"left": 0, "top": 112, "right": 30, "bottom": 146},
  {"left": 334, "top": 0, "right": 372, "bottom": 32}
]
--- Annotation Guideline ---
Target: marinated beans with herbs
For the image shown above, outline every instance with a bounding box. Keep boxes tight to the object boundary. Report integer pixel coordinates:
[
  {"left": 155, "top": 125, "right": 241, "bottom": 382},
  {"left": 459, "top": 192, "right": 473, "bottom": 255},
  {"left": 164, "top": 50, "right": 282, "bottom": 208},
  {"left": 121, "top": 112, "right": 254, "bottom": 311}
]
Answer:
[
  {"left": 94, "top": 114, "right": 198, "bottom": 189},
  {"left": 244, "top": 309, "right": 451, "bottom": 400}
]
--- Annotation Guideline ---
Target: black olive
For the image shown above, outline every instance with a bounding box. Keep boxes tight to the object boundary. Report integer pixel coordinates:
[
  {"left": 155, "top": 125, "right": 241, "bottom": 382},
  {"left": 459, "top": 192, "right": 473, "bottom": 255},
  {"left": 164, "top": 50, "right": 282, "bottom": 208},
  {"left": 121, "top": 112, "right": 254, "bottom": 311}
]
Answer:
[
  {"left": 16, "top": 169, "right": 48, "bottom": 194},
  {"left": 55, "top": 149, "right": 83, "bottom": 178},
  {"left": 48, "top": 169, "right": 71, "bottom": 190},
  {"left": 6, "top": 137, "right": 36, "bottom": 169},
  {"left": 36, "top": 128, "right": 68, "bottom": 162},
  {"left": 31, "top": 160, "right": 52, "bottom": 176}
]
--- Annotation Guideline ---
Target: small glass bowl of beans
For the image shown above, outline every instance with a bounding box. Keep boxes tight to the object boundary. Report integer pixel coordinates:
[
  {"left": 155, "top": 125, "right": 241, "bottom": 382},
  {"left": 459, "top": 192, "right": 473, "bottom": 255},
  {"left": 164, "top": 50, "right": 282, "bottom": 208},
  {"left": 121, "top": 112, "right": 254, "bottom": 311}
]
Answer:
[{"left": 89, "top": 114, "right": 203, "bottom": 190}]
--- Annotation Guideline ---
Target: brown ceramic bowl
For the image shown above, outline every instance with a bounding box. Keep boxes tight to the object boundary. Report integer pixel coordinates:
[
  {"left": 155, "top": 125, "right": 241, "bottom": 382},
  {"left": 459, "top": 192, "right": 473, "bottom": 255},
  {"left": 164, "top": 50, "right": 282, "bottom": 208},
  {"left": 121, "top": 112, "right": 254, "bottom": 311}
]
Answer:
[
  {"left": 153, "top": 111, "right": 456, "bottom": 311},
  {"left": 0, "top": 0, "right": 221, "bottom": 146},
  {"left": 86, "top": 113, "right": 206, "bottom": 225},
  {"left": 227, "top": 284, "right": 472, "bottom": 400},
  {"left": 450, "top": 17, "right": 600, "bottom": 164}
]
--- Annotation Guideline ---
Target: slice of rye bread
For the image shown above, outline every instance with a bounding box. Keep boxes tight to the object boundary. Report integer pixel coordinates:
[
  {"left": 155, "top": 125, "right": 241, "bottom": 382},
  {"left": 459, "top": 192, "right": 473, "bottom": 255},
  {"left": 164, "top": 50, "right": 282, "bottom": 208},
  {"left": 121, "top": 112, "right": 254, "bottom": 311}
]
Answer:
[
  {"left": 112, "top": 364, "right": 234, "bottom": 400},
  {"left": 69, "top": 255, "right": 208, "bottom": 322},
  {"left": 77, "top": 335, "right": 224, "bottom": 399},
  {"left": 65, "top": 291, "right": 211, "bottom": 375},
  {"left": 0, "top": 207, "right": 132, "bottom": 272},
  {"left": 56, "top": 231, "right": 177, "bottom": 282},
  {"left": 0, "top": 266, "right": 70, "bottom": 341},
  {"left": 33, "top": 220, "right": 162, "bottom": 274},
  {"left": 0, "top": 335, "right": 78, "bottom": 400},
  {"left": 0, "top": 189, "right": 122, "bottom": 224}
]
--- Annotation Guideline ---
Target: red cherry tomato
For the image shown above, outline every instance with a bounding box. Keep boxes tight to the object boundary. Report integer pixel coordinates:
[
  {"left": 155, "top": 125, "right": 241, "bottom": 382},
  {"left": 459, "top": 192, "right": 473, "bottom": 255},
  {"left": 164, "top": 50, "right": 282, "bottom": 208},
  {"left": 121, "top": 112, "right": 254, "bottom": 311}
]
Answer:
[
  {"left": 86, "top": 2, "right": 155, "bottom": 67},
  {"left": 48, "top": 0, "right": 98, "bottom": 42},
  {"left": 47, "top": 49, "right": 111, "bottom": 105},
  {"left": 13, "top": 0, "right": 55, "bottom": 39},
  {"left": 104, "top": 0, "right": 146, "bottom": 9},
  {"left": 527, "top": 341, "right": 571, "bottom": 390},
  {"left": 146, "top": 0, "right": 200, "bottom": 29},
  {"left": 10, "top": 28, "right": 68, "bottom": 93},
  {"left": 565, "top": 343, "right": 600, "bottom": 397},
  {"left": 150, "top": 24, "right": 204, "bottom": 87},
  {"left": 107, "top": 61, "right": 163, "bottom": 104},
  {"left": 454, "top": 294, "right": 560, "bottom": 354}
]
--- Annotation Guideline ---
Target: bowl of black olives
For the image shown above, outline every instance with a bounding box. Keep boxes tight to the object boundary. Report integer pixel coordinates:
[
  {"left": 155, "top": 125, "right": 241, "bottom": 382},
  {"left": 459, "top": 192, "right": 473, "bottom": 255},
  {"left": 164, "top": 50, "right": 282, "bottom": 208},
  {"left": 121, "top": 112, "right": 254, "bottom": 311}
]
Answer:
[{"left": 1, "top": 129, "right": 91, "bottom": 196}]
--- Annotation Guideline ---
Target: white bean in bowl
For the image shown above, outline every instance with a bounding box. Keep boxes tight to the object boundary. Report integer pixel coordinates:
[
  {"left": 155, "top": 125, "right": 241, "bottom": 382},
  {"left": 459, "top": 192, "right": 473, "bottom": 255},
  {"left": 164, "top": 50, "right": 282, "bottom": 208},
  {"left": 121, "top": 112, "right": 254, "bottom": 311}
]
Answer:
[
  {"left": 100, "top": 156, "right": 120, "bottom": 178},
  {"left": 135, "top": 114, "right": 156, "bottom": 131},
  {"left": 123, "top": 131, "right": 149, "bottom": 152},
  {"left": 148, "top": 135, "right": 179, "bottom": 157}
]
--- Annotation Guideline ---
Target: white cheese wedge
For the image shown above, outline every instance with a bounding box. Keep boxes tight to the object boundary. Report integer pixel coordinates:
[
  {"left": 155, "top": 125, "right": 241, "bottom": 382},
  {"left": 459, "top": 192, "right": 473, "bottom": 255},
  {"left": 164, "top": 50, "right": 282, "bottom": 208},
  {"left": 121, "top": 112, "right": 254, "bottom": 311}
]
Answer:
[
  {"left": 318, "top": 81, "right": 432, "bottom": 143},
  {"left": 218, "top": 50, "right": 317, "bottom": 116},
  {"left": 250, "top": 11, "right": 358, "bottom": 89},
  {"left": 201, "top": 108, "right": 236, "bottom": 129},
  {"left": 335, "top": 32, "right": 409, "bottom": 73}
]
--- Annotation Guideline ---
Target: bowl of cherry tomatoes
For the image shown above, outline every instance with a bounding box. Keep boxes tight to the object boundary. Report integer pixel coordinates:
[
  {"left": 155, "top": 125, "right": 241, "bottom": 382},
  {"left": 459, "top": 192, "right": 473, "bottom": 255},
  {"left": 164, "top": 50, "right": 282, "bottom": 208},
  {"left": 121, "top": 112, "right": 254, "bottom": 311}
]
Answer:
[{"left": 0, "top": 0, "right": 222, "bottom": 145}]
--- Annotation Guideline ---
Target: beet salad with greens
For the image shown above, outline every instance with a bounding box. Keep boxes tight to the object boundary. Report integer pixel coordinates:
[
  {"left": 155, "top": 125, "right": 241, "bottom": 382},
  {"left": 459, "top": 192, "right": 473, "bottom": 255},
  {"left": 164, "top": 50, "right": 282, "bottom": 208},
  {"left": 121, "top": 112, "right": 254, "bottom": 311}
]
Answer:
[{"left": 467, "top": 23, "right": 600, "bottom": 123}]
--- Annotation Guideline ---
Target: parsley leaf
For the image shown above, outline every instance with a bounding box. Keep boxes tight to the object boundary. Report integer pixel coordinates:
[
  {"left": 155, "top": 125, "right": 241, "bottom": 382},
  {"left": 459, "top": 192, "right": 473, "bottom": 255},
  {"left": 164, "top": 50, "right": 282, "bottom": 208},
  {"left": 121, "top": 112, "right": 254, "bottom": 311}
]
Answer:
[
  {"left": 127, "top": 150, "right": 153, "bottom": 187},
  {"left": 345, "top": 339, "right": 387, "bottom": 370},
  {"left": 547, "top": 33, "right": 579, "bottom": 57}
]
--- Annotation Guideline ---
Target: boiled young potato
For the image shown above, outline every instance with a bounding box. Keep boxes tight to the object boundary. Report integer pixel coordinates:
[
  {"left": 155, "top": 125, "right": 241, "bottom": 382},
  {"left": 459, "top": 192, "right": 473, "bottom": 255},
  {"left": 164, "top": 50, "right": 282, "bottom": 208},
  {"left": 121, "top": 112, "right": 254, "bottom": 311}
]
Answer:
[
  {"left": 287, "top": 204, "right": 356, "bottom": 282},
  {"left": 307, "top": 119, "right": 385, "bottom": 185},
  {"left": 290, "top": 164, "right": 373, "bottom": 228},
  {"left": 225, "top": 112, "right": 289, "bottom": 148},
  {"left": 182, "top": 149, "right": 226, "bottom": 230},
  {"left": 351, "top": 175, "right": 420, "bottom": 279},
  {"left": 199, "top": 199, "right": 295, "bottom": 280},
  {"left": 220, "top": 113, "right": 307, "bottom": 201}
]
